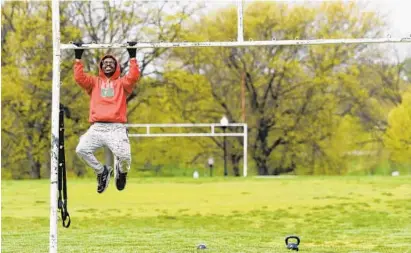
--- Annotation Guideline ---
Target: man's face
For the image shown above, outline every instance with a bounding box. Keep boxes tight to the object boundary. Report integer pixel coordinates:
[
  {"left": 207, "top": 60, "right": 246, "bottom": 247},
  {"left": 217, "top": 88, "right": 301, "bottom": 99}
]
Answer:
[{"left": 102, "top": 58, "right": 116, "bottom": 76}]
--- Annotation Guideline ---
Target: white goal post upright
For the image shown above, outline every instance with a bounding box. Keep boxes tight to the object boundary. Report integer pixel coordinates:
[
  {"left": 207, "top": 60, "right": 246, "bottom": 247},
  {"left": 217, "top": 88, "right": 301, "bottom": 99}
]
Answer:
[
  {"left": 50, "top": 0, "right": 411, "bottom": 252},
  {"left": 237, "top": 0, "right": 244, "bottom": 42},
  {"left": 50, "top": 0, "right": 60, "bottom": 252}
]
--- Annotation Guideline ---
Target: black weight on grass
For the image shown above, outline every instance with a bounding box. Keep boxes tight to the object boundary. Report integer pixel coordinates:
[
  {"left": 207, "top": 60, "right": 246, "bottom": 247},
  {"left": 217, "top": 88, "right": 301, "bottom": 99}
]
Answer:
[
  {"left": 197, "top": 244, "right": 207, "bottom": 250},
  {"left": 285, "top": 235, "right": 300, "bottom": 251}
]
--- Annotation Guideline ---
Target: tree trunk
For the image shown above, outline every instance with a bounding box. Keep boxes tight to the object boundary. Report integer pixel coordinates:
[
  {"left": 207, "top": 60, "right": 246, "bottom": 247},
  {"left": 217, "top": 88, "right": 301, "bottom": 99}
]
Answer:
[
  {"left": 230, "top": 153, "right": 241, "bottom": 177},
  {"left": 272, "top": 162, "right": 295, "bottom": 175},
  {"left": 256, "top": 159, "right": 269, "bottom": 175},
  {"left": 30, "top": 160, "right": 41, "bottom": 179}
]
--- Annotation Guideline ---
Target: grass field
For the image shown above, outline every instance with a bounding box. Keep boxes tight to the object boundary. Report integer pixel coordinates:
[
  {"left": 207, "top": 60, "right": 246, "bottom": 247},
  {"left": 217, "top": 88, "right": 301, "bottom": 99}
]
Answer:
[{"left": 1, "top": 176, "right": 411, "bottom": 253}]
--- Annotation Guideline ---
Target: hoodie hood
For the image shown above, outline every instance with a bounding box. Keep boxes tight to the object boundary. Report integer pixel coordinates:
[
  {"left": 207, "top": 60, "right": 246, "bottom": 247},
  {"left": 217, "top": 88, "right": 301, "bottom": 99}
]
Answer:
[{"left": 99, "top": 54, "right": 121, "bottom": 80}]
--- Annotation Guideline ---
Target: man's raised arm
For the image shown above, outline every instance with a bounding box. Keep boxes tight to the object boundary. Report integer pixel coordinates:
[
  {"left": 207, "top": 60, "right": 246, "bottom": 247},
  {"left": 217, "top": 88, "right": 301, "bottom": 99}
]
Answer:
[
  {"left": 121, "top": 41, "right": 141, "bottom": 94},
  {"left": 73, "top": 42, "right": 95, "bottom": 94}
]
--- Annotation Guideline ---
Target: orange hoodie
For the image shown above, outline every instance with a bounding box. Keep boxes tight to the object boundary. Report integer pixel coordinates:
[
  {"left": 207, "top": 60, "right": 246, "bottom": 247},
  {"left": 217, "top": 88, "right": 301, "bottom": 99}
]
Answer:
[{"left": 74, "top": 55, "right": 140, "bottom": 123}]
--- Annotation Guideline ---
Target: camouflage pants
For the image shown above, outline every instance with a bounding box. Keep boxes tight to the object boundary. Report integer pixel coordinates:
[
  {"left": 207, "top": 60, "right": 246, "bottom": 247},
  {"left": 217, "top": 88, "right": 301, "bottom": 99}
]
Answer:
[{"left": 76, "top": 123, "right": 131, "bottom": 174}]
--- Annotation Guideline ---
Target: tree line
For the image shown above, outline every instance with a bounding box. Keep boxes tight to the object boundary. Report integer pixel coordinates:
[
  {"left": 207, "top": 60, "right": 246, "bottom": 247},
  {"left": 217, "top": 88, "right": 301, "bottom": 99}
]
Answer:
[{"left": 2, "top": 1, "right": 411, "bottom": 179}]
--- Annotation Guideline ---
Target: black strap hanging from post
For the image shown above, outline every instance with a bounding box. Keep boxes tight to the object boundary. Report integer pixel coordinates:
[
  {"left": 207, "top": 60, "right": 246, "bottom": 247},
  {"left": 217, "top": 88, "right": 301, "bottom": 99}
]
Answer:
[{"left": 58, "top": 104, "right": 71, "bottom": 228}]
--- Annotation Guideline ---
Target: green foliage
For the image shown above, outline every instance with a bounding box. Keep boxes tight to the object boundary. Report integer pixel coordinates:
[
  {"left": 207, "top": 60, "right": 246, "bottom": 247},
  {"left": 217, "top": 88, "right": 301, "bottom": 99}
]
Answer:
[
  {"left": 167, "top": 1, "right": 400, "bottom": 175},
  {"left": 384, "top": 91, "right": 411, "bottom": 173},
  {"left": 1, "top": 1, "right": 409, "bottom": 178},
  {"left": 1, "top": 1, "right": 200, "bottom": 179},
  {"left": 1, "top": 2, "right": 81, "bottom": 178}
]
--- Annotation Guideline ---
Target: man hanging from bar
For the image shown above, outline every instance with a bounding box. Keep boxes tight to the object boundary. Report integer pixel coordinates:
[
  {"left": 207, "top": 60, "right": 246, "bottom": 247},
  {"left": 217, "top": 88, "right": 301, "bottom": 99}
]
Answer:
[{"left": 73, "top": 42, "right": 140, "bottom": 193}]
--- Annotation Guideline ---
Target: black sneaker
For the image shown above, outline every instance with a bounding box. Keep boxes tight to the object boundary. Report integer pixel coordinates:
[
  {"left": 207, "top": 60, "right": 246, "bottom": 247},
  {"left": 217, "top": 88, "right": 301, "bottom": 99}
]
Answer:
[
  {"left": 115, "top": 163, "right": 127, "bottom": 191},
  {"left": 97, "top": 165, "right": 112, "bottom": 194}
]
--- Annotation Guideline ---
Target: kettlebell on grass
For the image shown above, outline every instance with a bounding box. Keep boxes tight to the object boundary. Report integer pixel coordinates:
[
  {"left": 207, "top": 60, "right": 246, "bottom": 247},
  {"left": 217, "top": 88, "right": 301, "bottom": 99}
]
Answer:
[
  {"left": 285, "top": 235, "right": 300, "bottom": 251},
  {"left": 197, "top": 243, "right": 207, "bottom": 250}
]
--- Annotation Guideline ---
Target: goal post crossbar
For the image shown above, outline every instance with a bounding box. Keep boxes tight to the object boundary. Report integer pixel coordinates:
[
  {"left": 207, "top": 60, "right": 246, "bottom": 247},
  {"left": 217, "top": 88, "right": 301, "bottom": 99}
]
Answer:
[
  {"left": 126, "top": 123, "right": 246, "bottom": 127},
  {"left": 60, "top": 37, "right": 411, "bottom": 50},
  {"left": 128, "top": 133, "right": 244, "bottom": 137}
]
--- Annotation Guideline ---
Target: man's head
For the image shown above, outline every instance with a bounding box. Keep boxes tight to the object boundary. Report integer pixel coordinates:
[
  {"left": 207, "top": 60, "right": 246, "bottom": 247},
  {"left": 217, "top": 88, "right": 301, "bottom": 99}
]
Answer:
[{"left": 100, "top": 56, "right": 117, "bottom": 78}]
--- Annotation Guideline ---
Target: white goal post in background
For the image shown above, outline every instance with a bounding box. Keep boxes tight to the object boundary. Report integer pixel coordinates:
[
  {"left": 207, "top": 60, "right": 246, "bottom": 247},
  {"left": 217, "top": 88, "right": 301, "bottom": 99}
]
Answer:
[
  {"left": 50, "top": 0, "right": 411, "bottom": 252},
  {"left": 125, "top": 122, "right": 248, "bottom": 175}
]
